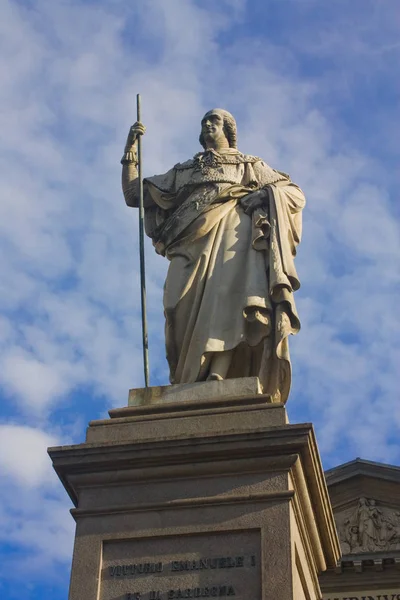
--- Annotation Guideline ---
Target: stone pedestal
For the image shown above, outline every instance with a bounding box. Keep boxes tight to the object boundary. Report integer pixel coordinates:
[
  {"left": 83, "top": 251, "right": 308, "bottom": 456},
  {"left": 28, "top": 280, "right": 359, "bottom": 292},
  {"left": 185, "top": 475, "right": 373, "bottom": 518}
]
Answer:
[{"left": 48, "top": 378, "right": 340, "bottom": 600}]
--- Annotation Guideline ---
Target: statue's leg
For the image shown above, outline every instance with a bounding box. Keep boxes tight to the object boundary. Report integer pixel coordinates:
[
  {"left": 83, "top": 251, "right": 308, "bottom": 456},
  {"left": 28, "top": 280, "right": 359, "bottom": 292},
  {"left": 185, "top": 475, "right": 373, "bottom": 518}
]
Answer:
[{"left": 207, "top": 349, "right": 234, "bottom": 381}]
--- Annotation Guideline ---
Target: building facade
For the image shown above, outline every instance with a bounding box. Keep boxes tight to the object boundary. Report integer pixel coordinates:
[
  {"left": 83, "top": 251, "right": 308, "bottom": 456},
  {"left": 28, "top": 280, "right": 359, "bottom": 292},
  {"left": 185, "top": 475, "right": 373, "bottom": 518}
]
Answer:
[{"left": 320, "top": 459, "right": 400, "bottom": 600}]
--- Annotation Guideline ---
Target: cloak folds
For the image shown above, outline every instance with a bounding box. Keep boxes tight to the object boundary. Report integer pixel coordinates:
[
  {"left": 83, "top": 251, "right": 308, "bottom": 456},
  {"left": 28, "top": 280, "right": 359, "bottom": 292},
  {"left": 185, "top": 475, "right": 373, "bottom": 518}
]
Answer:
[{"left": 137, "top": 148, "right": 305, "bottom": 403}]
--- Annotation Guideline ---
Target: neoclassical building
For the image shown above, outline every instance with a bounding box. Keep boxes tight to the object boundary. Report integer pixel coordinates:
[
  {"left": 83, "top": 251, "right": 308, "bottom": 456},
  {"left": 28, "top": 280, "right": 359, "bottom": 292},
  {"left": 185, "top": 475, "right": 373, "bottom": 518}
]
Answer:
[{"left": 320, "top": 458, "right": 400, "bottom": 600}]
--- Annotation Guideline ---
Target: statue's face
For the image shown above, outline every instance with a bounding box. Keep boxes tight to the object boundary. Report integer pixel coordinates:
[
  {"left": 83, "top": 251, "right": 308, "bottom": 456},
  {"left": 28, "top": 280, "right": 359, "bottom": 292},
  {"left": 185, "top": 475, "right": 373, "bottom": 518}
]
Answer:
[{"left": 201, "top": 111, "right": 227, "bottom": 146}]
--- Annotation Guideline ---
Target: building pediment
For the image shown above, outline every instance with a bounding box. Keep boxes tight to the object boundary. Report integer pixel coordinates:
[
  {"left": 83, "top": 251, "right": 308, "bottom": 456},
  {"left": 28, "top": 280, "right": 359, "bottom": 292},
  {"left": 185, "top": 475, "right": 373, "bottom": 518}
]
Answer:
[
  {"left": 325, "top": 459, "right": 400, "bottom": 556},
  {"left": 320, "top": 458, "right": 400, "bottom": 598}
]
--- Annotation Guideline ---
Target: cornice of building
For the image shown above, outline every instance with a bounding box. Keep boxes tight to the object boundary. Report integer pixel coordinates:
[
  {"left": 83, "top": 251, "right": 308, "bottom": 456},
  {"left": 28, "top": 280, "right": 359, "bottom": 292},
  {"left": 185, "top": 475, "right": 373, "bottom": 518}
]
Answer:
[{"left": 326, "top": 458, "right": 400, "bottom": 486}]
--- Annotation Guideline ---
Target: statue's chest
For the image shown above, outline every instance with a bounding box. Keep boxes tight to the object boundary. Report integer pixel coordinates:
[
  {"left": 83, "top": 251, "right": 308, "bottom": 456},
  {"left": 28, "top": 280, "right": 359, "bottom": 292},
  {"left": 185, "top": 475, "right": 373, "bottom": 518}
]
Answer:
[{"left": 175, "top": 162, "right": 245, "bottom": 189}]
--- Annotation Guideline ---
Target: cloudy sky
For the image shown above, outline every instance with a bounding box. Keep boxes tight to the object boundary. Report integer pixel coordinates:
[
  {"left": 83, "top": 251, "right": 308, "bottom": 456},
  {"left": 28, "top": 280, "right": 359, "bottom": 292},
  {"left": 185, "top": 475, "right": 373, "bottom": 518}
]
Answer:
[{"left": 0, "top": 0, "right": 399, "bottom": 598}]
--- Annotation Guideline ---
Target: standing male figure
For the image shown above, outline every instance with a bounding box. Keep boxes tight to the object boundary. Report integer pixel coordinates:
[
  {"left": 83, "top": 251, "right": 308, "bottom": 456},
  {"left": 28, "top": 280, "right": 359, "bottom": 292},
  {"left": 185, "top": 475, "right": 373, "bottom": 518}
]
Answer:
[{"left": 121, "top": 109, "right": 305, "bottom": 402}]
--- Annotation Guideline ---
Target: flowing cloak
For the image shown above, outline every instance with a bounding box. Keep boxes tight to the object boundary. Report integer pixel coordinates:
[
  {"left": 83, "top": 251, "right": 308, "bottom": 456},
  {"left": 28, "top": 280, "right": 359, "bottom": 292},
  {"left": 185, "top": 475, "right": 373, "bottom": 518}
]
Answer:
[{"left": 136, "top": 148, "right": 305, "bottom": 403}]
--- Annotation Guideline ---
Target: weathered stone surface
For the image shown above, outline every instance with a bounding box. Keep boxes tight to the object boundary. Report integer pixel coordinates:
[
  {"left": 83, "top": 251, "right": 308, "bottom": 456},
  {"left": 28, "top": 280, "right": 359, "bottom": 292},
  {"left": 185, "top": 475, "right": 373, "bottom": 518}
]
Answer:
[
  {"left": 128, "top": 376, "right": 263, "bottom": 407},
  {"left": 86, "top": 382, "right": 285, "bottom": 444},
  {"left": 49, "top": 392, "right": 340, "bottom": 600}
]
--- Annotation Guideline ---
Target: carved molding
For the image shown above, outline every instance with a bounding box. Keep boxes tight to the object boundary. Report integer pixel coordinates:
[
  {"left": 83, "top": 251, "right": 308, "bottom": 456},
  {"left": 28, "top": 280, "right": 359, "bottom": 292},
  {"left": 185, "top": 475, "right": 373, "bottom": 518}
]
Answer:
[{"left": 335, "top": 497, "right": 400, "bottom": 554}]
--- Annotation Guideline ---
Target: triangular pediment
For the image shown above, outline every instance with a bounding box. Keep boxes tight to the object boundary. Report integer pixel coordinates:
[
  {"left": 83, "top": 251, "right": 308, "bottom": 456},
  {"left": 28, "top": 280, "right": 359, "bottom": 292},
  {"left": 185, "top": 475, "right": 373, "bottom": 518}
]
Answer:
[{"left": 325, "top": 459, "right": 400, "bottom": 556}]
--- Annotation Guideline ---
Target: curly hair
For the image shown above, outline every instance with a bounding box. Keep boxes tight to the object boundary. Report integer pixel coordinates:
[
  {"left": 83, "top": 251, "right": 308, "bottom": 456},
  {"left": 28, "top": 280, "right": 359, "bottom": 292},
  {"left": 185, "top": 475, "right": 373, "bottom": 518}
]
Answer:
[{"left": 199, "top": 109, "right": 237, "bottom": 149}]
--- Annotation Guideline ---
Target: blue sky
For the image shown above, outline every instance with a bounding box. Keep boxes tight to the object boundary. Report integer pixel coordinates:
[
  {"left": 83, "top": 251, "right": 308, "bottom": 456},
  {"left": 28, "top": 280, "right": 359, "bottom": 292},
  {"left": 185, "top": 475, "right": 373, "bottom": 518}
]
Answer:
[{"left": 0, "top": 0, "right": 399, "bottom": 598}]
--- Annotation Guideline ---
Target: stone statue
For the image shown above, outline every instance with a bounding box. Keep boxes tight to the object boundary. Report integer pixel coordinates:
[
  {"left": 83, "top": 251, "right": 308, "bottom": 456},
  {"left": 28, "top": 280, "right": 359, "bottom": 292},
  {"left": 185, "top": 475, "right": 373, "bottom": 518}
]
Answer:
[{"left": 121, "top": 109, "right": 306, "bottom": 402}]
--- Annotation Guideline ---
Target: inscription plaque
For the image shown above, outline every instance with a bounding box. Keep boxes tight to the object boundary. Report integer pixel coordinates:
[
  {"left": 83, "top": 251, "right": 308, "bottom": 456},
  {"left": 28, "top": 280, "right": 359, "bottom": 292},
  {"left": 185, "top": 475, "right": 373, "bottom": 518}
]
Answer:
[{"left": 101, "top": 531, "right": 261, "bottom": 600}]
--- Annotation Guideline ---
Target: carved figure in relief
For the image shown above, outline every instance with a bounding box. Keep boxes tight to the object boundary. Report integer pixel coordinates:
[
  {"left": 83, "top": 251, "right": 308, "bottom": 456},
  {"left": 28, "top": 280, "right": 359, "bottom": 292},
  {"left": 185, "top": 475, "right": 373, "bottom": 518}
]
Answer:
[
  {"left": 339, "top": 518, "right": 359, "bottom": 554},
  {"left": 121, "top": 109, "right": 305, "bottom": 402},
  {"left": 357, "top": 497, "right": 383, "bottom": 551},
  {"left": 385, "top": 511, "right": 400, "bottom": 550}
]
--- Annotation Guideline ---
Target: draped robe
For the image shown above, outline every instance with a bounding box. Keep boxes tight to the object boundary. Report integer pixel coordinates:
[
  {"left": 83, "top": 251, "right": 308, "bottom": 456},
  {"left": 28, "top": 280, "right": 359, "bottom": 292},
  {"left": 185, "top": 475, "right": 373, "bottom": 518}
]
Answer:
[{"left": 133, "top": 148, "right": 305, "bottom": 403}]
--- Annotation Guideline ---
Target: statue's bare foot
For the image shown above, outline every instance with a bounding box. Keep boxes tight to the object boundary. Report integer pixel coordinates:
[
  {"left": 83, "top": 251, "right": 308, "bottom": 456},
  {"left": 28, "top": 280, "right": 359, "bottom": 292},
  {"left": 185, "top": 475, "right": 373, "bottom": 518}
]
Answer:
[
  {"left": 207, "top": 350, "right": 234, "bottom": 381},
  {"left": 207, "top": 373, "right": 224, "bottom": 381}
]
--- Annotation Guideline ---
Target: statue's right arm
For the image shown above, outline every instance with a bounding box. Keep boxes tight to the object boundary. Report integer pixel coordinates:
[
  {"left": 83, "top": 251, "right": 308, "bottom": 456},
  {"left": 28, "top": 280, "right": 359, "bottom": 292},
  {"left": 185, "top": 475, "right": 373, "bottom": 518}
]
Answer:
[
  {"left": 121, "top": 122, "right": 146, "bottom": 208},
  {"left": 121, "top": 161, "right": 140, "bottom": 208}
]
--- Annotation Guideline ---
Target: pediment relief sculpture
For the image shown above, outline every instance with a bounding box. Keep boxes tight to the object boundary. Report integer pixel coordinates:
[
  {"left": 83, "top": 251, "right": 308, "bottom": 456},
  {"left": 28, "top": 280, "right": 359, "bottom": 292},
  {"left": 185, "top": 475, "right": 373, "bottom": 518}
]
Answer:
[{"left": 336, "top": 497, "right": 400, "bottom": 554}]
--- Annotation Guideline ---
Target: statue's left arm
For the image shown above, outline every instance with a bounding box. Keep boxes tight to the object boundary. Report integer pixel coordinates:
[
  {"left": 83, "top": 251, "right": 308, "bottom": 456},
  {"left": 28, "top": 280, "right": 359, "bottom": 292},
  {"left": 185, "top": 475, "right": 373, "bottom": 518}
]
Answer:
[
  {"left": 250, "top": 160, "right": 305, "bottom": 256},
  {"left": 270, "top": 178, "right": 305, "bottom": 253},
  {"left": 266, "top": 177, "right": 305, "bottom": 300}
]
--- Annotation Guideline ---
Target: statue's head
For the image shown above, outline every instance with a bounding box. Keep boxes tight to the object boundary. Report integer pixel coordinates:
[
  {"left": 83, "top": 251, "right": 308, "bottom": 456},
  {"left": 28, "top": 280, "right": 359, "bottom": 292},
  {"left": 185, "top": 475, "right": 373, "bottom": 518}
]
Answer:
[{"left": 199, "top": 108, "right": 237, "bottom": 149}]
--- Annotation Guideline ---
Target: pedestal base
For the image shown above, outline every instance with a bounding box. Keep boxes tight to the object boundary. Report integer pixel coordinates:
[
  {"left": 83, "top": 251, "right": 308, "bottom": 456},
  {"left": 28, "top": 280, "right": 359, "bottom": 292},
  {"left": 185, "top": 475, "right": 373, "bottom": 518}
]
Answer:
[{"left": 49, "top": 380, "right": 340, "bottom": 600}]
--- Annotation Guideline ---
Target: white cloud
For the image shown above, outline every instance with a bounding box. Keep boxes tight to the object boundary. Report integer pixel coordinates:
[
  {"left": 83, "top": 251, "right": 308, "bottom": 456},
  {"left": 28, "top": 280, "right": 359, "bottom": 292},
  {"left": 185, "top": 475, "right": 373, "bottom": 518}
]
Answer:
[
  {"left": 0, "top": 487, "right": 74, "bottom": 577},
  {"left": 0, "top": 423, "right": 74, "bottom": 581},
  {"left": 0, "top": 424, "right": 59, "bottom": 487},
  {"left": 1, "top": 352, "right": 69, "bottom": 411}
]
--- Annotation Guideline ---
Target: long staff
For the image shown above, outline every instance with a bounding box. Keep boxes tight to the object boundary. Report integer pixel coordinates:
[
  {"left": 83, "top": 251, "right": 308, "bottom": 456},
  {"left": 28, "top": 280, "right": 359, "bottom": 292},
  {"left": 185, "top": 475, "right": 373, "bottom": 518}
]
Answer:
[{"left": 136, "top": 93, "right": 150, "bottom": 387}]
